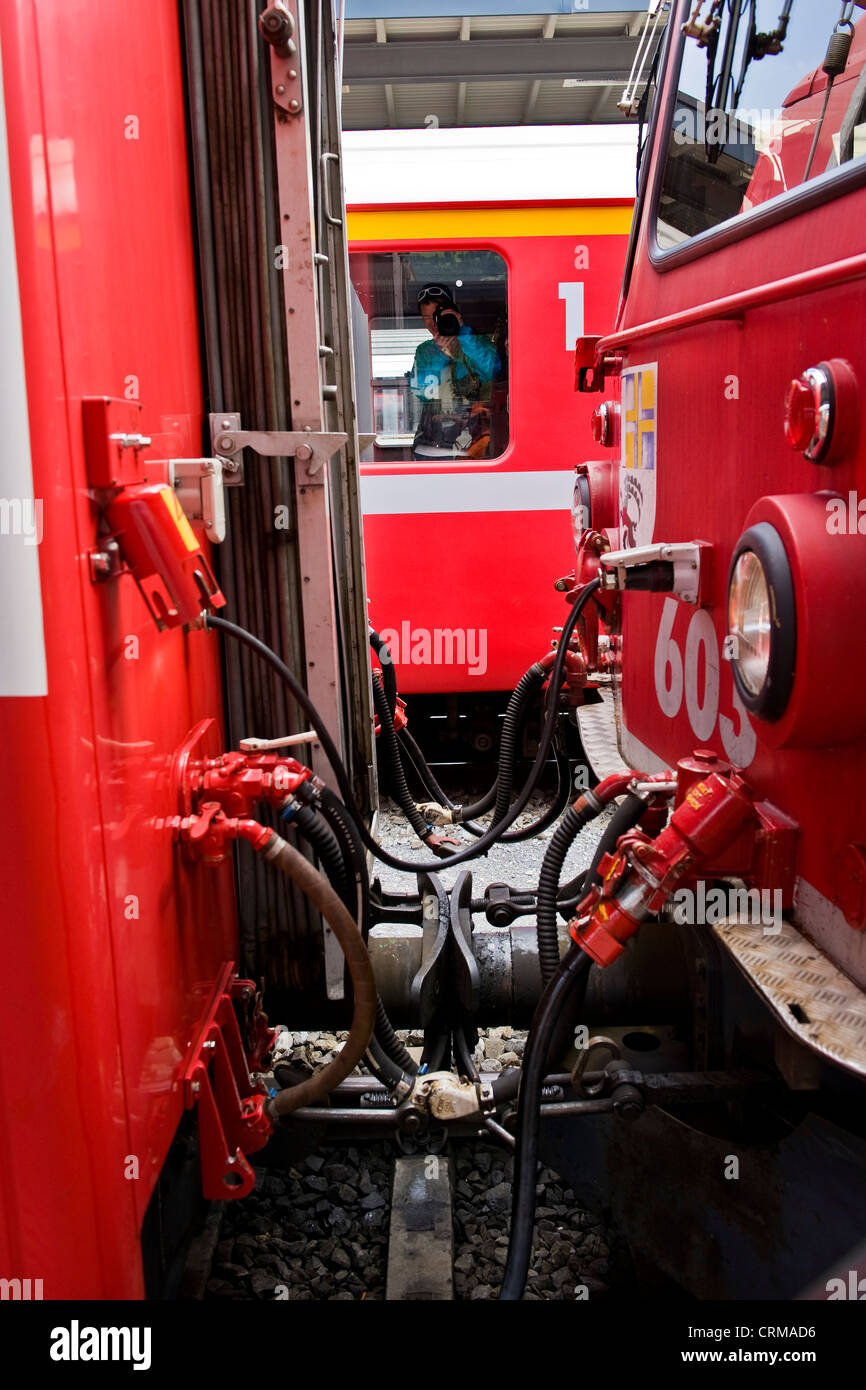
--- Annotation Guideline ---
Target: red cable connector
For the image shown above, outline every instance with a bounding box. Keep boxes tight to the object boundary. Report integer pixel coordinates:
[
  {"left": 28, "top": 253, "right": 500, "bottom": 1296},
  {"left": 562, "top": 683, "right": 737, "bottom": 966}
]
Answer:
[
  {"left": 570, "top": 772, "right": 757, "bottom": 967},
  {"left": 189, "top": 751, "right": 312, "bottom": 819}
]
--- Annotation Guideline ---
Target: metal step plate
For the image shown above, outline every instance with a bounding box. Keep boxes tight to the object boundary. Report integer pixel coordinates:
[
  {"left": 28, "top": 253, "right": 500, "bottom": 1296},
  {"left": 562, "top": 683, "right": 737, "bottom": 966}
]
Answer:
[
  {"left": 714, "top": 915, "right": 866, "bottom": 1079},
  {"left": 576, "top": 688, "right": 631, "bottom": 781}
]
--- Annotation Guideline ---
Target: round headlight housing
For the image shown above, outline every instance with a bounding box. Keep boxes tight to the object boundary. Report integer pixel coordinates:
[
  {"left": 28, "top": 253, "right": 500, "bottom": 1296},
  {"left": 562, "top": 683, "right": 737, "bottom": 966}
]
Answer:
[
  {"left": 727, "top": 523, "right": 796, "bottom": 721},
  {"left": 572, "top": 472, "right": 592, "bottom": 551}
]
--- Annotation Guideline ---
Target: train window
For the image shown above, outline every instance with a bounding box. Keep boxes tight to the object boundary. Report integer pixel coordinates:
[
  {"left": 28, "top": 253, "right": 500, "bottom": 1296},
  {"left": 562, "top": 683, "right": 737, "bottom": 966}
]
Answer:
[
  {"left": 656, "top": 3, "right": 866, "bottom": 249},
  {"left": 349, "top": 251, "right": 508, "bottom": 463}
]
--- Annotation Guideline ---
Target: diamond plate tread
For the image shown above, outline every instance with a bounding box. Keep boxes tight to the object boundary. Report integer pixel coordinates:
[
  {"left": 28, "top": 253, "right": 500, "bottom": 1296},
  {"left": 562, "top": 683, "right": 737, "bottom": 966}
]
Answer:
[
  {"left": 576, "top": 688, "right": 631, "bottom": 781},
  {"left": 713, "top": 916, "right": 866, "bottom": 1078}
]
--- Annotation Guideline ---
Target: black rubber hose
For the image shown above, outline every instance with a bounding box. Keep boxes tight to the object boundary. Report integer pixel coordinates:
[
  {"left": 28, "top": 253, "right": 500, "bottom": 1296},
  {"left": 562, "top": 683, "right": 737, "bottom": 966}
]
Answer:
[
  {"left": 414, "top": 658, "right": 547, "bottom": 828},
  {"left": 491, "top": 1068, "right": 522, "bottom": 1105},
  {"left": 365, "top": 1029, "right": 416, "bottom": 1091},
  {"left": 374, "top": 997, "right": 418, "bottom": 1076},
  {"left": 536, "top": 803, "right": 598, "bottom": 984},
  {"left": 401, "top": 659, "right": 550, "bottom": 832},
  {"left": 371, "top": 672, "right": 432, "bottom": 842},
  {"left": 204, "top": 579, "right": 600, "bottom": 875},
  {"left": 453, "top": 1026, "right": 480, "bottom": 1082},
  {"left": 420, "top": 1026, "right": 450, "bottom": 1074},
  {"left": 499, "top": 945, "right": 591, "bottom": 1301},
  {"left": 299, "top": 785, "right": 417, "bottom": 1077},
  {"left": 397, "top": 727, "right": 484, "bottom": 838},
  {"left": 501, "top": 736, "right": 572, "bottom": 844},
  {"left": 292, "top": 803, "right": 352, "bottom": 912},
  {"left": 369, "top": 628, "right": 397, "bottom": 721},
  {"left": 312, "top": 784, "right": 370, "bottom": 937},
  {"left": 491, "top": 663, "right": 547, "bottom": 827},
  {"left": 558, "top": 792, "right": 647, "bottom": 916}
]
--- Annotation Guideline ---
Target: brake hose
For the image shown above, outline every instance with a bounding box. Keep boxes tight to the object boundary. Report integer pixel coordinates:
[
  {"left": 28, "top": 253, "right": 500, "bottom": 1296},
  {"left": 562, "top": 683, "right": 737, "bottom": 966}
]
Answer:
[
  {"left": 371, "top": 671, "right": 435, "bottom": 844},
  {"left": 557, "top": 792, "right": 648, "bottom": 917},
  {"left": 369, "top": 628, "right": 397, "bottom": 720},
  {"left": 499, "top": 944, "right": 591, "bottom": 1300},
  {"left": 251, "top": 833, "right": 377, "bottom": 1118},
  {"left": 301, "top": 782, "right": 418, "bottom": 1077},
  {"left": 204, "top": 578, "right": 601, "bottom": 875}
]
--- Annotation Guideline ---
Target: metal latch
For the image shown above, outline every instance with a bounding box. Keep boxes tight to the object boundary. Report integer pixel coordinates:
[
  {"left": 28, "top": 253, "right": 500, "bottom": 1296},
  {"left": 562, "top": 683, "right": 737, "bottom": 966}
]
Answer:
[
  {"left": 210, "top": 413, "right": 347, "bottom": 483},
  {"left": 169, "top": 457, "right": 227, "bottom": 543}
]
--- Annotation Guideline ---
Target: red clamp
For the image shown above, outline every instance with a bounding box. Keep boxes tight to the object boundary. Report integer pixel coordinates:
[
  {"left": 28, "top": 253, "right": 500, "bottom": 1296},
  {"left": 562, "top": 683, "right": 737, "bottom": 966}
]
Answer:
[
  {"left": 183, "top": 964, "right": 274, "bottom": 1200},
  {"left": 166, "top": 802, "right": 272, "bottom": 864}
]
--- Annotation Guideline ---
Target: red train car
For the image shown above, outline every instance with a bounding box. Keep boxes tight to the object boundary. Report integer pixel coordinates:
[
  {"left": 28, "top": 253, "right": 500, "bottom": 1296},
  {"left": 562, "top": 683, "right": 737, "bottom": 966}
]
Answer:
[{"left": 345, "top": 127, "right": 635, "bottom": 708}]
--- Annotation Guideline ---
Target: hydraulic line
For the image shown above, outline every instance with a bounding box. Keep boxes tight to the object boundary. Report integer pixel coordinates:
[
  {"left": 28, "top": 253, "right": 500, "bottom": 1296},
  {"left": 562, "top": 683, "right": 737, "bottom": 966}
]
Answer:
[
  {"left": 453, "top": 1025, "right": 480, "bottom": 1082},
  {"left": 369, "top": 628, "right": 397, "bottom": 721},
  {"left": 538, "top": 776, "right": 642, "bottom": 980},
  {"left": 499, "top": 945, "right": 591, "bottom": 1301},
  {"left": 372, "top": 671, "right": 433, "bottom": 843},
  {"left": 558, "top": 792, "right": 648, "bottom": 917},
  {"left": 291, "top": 803, "right": 352, "bottom": 912},
  {"left": 419, "top": 1026, "right": 451, "bottom": 1075},
  {"left": 252, "top": 833, "right": 377, "bottom": 1117},
  {"left": 399, "top": 660, "right": 550, "bottom": 831},
  {"left": 311, "top": 784, "right": 417, "bottom": 1076},
  {"left": 204, "top": 579, "right": 601, "bottom": 875},
  {"left": 311, "top": 783, "right": 370, "bottom": 936},
  {"left": 536, "top": 804, "right": 596, "bottom": 984},
  {"left": 397, "top": 725, "right": 485, "bottom": 836},
  {"left": 490, "top": 663, "right": 548, "bottom": 828},
  {"left": 500, "top": 736, "right": 572, "bottom": 844}
]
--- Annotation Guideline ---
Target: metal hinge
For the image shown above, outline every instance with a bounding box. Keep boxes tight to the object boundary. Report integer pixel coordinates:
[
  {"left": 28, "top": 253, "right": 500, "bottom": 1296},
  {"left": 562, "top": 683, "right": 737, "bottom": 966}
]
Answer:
[{"left": 209, "top": 413, "right": 347, "bottom": 483}]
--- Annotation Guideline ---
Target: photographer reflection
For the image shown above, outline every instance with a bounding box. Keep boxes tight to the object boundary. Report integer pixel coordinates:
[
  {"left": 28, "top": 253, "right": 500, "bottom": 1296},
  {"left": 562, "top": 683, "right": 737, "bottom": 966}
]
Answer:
[{"left": 410, "top": 284, "right": 500, "bottom": 459}]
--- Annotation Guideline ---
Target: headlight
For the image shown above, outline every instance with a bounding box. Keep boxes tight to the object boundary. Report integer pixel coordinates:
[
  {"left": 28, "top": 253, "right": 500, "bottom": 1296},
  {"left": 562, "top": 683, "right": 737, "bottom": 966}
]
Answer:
[
  {"left": 572, "top": 473, "right": 592, "bottom": 550},
  {"left": 727, "top": 523, "right": 796, "bottom": 721}
]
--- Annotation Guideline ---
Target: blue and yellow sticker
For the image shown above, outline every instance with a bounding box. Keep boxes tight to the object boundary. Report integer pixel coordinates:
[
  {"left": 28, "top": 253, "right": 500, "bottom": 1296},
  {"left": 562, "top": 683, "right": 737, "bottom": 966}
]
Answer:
[{"left": 620, "top": 363, "right": 657, "bottom": 549}]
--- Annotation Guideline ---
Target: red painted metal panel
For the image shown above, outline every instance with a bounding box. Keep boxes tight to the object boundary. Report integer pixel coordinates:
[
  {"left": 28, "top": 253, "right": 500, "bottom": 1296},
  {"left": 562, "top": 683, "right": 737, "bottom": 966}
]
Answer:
[
  {"left": 0, "top": 0, "right": 236, "bottom": 1297},
  {"left": 592, "top": 5, "right": 866, "bottom": 967}
]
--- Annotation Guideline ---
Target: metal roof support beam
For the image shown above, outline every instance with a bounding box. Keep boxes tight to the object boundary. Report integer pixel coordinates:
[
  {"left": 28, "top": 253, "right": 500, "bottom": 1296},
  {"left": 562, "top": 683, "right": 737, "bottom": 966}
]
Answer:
[
  {"left": 522, "top": 79, "right": 541, "bottom": 123},
  {"left": 343, "top": 35, "right": 639, "bottom": 85}
]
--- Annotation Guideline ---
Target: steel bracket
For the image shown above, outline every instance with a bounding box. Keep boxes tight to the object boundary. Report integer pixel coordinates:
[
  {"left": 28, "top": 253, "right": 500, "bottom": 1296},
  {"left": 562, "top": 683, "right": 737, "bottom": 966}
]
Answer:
[
  {"left": 183, "top": 963, "right": 274, "bottom": 1200},
  {"left": 210, "top": 413, "right": 346, "bottom": 482}
]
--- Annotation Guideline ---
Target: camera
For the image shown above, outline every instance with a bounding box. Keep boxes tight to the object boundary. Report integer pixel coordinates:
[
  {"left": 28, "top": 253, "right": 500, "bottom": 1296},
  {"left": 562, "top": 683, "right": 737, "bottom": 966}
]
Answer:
[{"left": 434, "top": 305, "right": 461, "bottom": 337}]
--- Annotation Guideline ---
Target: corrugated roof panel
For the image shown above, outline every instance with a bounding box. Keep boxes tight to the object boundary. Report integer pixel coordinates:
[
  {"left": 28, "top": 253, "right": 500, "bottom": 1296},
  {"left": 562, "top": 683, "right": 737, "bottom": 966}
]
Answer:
[
  {"left": 393, "top": 83, "right": 458, "bottom": 128},
  {"left": 464, "top": 81, "right": 528, "bottom": 126},
  {"left": 342, "top": 89, "right": 390, "bottom": 130},
  {"left": 384, "top": 17, "right": 464, "bottom": 40},
  {"left": 344, "top": 20, "right": 377, "bottom": 42},
  {"left": 533, "top": 83, "right": 614, "bottom": 122},
  {"left": 469, "top": 15, "right": 550, "bottom": 36},
  {"left": 556, "top": 11, "right": 641, "bottom": 35}
]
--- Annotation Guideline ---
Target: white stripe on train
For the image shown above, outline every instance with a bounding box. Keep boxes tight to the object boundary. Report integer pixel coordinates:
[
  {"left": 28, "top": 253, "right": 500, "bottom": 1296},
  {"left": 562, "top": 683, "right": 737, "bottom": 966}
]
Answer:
[{"left": 359, "top": 469, "right": 572, "bottom": 515}]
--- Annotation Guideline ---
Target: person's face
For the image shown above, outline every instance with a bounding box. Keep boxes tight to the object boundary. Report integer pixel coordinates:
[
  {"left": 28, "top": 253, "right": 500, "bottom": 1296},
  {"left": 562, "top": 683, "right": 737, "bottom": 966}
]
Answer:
[{"left": 420, "top": 301, "right": 437, "bottom": 334}]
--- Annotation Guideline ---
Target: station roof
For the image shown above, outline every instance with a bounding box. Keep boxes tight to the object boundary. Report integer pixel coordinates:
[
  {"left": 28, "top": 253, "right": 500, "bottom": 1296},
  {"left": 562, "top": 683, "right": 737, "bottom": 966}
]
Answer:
[{"left": 341, "top": 4, "right": 661, "bottom": 131}]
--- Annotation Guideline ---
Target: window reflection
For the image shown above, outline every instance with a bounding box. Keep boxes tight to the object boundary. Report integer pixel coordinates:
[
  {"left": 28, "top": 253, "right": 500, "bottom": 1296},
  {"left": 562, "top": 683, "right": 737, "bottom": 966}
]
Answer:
[{"left": 350, "top": 251, "right": 508, "bottom": 462}]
